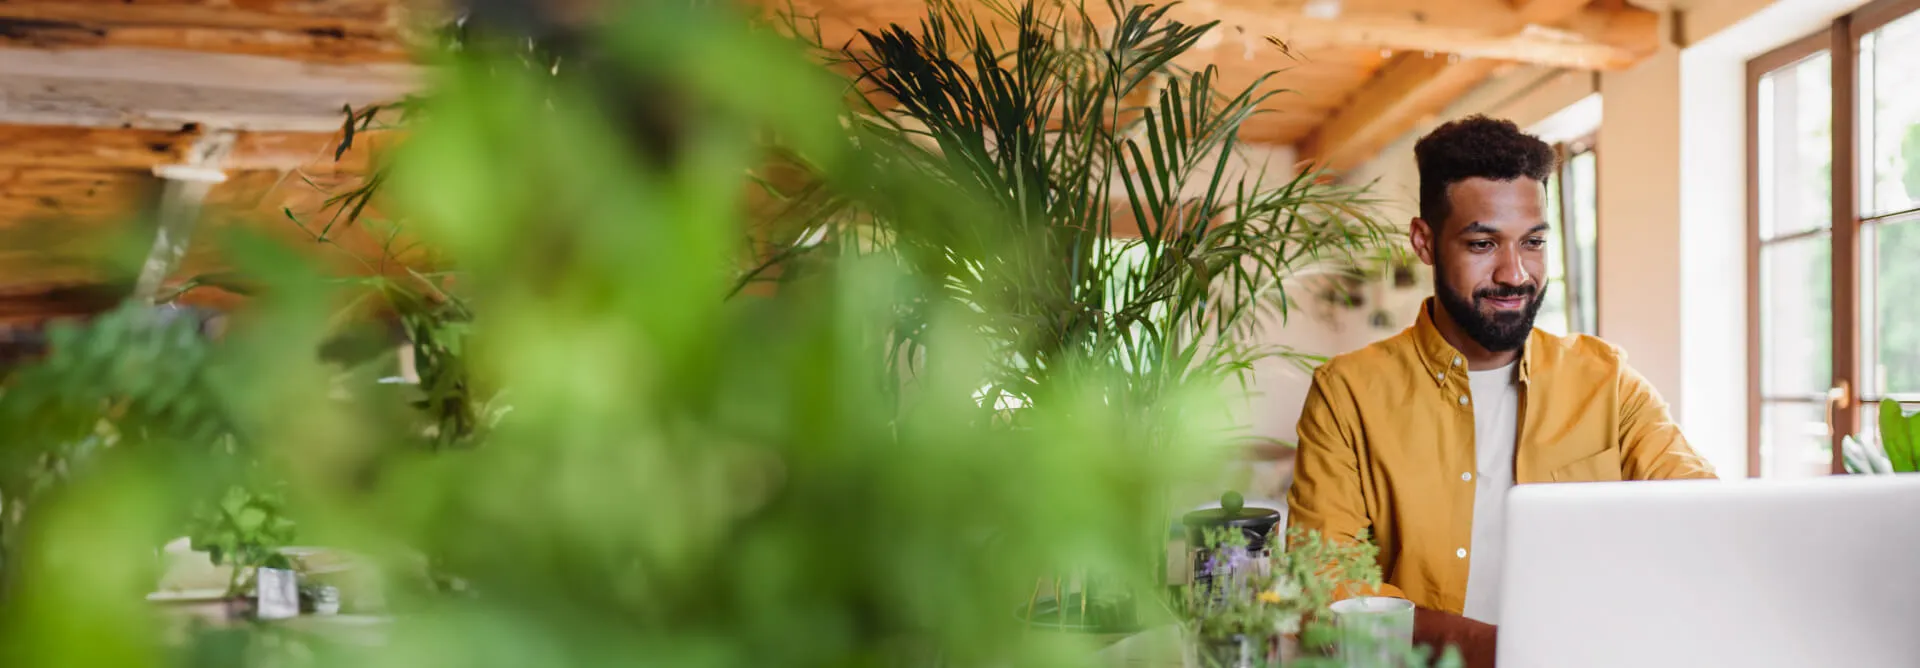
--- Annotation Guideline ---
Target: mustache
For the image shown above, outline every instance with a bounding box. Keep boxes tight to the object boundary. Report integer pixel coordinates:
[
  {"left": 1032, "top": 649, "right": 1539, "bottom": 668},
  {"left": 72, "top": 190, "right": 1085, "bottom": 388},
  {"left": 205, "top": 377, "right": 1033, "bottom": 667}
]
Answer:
[{"left": 1473, "top": 284, "right": 1539, "bottom": 301}]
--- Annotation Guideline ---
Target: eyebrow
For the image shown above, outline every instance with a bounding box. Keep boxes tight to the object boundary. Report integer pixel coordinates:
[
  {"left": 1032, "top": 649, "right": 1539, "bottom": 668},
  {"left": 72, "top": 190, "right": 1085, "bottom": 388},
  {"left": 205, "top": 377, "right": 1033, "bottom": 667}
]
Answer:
[{"left": 1460, "top": 222, "right": 1552, "bottom": 235}]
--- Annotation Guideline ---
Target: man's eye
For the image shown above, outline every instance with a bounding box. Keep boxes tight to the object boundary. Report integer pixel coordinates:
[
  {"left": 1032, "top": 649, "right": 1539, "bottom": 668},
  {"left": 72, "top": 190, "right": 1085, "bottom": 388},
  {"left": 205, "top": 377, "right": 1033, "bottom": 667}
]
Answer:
[
  {"left": 1524, "top": 238, "right": 1548, "bottom": 249},
  {"left": 1467, "top": 240, "right": 1495, "bottom": 251}
]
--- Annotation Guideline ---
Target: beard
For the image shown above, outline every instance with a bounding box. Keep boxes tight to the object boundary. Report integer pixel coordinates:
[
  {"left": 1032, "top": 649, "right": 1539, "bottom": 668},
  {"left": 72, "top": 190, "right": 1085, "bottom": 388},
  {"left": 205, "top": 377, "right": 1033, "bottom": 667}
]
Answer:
[{"left": 1433, "top": 262, "right": 1544, "bottom": 353}]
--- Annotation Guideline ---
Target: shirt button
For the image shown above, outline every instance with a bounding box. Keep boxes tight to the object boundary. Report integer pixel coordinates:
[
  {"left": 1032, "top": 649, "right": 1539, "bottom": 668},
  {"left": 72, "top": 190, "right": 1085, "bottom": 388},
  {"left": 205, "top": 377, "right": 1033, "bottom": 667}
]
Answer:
[
  {"left": 1461, "top": 472, "right": 1473, "bottom": 481},
  {"left": 1456, "top": 548, "right": 1468, "bottom": 558},
  {"left": 1457, "top": 395, "right": 1470, "bottom": 406},
  {"left": 1435, "top": 372, "right": 1445, "bottom": 381},
  {"left": 1452, "top": 356, "right": 1462, "bottom": 367}
]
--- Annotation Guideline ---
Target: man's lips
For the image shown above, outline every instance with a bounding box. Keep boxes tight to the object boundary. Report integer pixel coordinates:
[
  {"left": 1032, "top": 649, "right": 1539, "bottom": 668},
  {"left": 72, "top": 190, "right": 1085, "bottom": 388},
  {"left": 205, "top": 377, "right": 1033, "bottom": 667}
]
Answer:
[{"left": 1482, "top": 295, "right": 1529, "bottom": 310}]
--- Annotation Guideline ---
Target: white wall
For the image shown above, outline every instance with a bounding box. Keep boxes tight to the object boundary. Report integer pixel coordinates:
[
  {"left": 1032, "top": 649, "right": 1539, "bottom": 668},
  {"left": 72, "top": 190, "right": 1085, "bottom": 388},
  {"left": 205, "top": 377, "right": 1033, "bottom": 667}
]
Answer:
[{"left": 1598, "top": 23, "right": 1687, "bottom": 418}]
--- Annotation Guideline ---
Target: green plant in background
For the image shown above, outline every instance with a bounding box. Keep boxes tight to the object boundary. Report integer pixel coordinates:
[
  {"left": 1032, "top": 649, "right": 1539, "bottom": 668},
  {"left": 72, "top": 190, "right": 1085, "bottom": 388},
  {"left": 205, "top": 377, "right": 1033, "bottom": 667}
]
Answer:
[
  {"left": 184, "top": 485, "right": 299, "bottom": 596},
  {"left": 768, "top": 0, "right": 1391, "bottom": 408},
  {"left": 1177, "top": 524, "right": 1460, "bottom": 668},
  {"left": 1842, "top": 398, "right": 1920, "bottom": 474},
  {"left": 0, "top": 301, "right": 234, "bottom": 585}
]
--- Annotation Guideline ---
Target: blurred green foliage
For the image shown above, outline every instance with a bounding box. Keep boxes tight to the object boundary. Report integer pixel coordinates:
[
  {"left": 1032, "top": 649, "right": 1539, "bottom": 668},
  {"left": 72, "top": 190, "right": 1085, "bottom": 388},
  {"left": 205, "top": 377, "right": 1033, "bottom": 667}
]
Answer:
[
  {"left": 184, "top": 485, "right": 299, "bottom": 595},
  {"left": 0, "top": 1, "right": 1395, "bottom": 666}
]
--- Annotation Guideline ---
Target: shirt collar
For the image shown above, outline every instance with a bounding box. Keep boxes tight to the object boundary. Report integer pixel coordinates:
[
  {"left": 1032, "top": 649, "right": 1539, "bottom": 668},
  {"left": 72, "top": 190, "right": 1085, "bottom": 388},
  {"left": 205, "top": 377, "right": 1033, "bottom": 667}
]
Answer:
[{"left": 1413, "top": 296, "right": 1535, "bottom": 386}]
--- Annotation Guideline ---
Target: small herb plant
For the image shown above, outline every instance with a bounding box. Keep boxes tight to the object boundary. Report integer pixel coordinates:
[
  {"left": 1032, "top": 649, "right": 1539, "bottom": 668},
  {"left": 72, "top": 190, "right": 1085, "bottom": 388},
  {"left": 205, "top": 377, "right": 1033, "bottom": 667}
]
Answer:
[
  {"left": 1178, "top": 525, "right": 1461, "bottom": 667},
  {"left": 184, "top": 484, "right": 298, "bottom": 596}
]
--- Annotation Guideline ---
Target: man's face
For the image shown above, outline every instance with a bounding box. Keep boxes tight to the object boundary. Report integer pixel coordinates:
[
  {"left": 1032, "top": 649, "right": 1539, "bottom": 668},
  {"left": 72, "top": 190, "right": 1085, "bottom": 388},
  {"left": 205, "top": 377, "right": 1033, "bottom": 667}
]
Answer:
[{"left": 1411, "top": 177, "right": 1549, "bottom": 353}]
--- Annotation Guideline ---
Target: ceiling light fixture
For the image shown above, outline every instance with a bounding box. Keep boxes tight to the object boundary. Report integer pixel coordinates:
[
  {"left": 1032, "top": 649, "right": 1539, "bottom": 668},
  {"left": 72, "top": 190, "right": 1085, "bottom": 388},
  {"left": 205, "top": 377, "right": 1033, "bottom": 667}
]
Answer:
[{"left": 1303, "top": 0, "right": 1342, "bottom": 19}]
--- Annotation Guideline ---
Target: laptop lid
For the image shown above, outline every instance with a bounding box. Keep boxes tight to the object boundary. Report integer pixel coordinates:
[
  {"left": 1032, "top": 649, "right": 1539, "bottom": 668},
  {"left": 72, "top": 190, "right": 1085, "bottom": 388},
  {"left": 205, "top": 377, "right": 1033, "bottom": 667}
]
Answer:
[{"left": 1496, "top": 475, "right": 1920, "bottom": 668}]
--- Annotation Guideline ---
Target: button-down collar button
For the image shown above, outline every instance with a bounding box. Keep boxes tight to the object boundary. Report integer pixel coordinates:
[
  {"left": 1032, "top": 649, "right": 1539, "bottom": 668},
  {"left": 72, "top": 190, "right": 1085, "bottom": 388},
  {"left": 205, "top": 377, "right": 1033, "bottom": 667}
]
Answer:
[
  {"left": 1458, "top": 395, "right": 1470, "bottom": 406},
  {"left": 1452, "top": 356, "right": 1462, "bottom": 367}
]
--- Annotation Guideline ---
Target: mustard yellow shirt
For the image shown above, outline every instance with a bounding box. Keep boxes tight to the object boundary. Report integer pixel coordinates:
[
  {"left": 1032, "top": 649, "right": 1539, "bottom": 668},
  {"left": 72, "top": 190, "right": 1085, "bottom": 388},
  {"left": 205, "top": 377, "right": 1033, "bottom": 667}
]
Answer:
[{"left": 1285, "top": 298, "right": 1717, "bottom": 614}]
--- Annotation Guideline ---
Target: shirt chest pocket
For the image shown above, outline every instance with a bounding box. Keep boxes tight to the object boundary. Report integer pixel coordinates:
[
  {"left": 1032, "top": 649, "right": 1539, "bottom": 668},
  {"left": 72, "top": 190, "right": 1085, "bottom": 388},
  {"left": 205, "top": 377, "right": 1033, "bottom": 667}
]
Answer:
[{"left": 1547, "top": 448, "right": 1624, "bottom": 482}]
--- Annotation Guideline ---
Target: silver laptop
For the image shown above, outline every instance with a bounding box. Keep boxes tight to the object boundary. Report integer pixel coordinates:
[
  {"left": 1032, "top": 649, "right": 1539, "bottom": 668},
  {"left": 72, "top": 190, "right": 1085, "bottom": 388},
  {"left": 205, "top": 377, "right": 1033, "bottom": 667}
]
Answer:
[{"left": 1497, "top": 475, "right": 1920, "bottom": 668}]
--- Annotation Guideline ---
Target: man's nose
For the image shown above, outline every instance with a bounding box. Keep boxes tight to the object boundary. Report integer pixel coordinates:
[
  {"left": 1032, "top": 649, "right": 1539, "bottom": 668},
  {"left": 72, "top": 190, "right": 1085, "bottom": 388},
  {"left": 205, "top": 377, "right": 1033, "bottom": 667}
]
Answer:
[{"left": 1493, "top": 246, "right": 1532, "bottom": 287}]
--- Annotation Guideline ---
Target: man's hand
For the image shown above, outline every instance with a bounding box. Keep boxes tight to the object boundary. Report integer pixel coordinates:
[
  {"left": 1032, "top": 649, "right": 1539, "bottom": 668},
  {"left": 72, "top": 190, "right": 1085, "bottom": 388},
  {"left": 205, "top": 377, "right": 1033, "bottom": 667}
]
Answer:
[{"left": 1413, "top": 607, "right": 1497, "bottom": 668}]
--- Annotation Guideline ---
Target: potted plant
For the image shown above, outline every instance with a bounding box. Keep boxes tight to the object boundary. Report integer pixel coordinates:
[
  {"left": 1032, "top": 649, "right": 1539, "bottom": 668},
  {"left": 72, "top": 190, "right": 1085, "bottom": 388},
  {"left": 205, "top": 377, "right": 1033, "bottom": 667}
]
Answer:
[
  {"left": 1177, "top": 520, "right": 1460, "bottom": 667},
  {"left": 1842, "top": 399, "right": 1920, "bottom": 474}
]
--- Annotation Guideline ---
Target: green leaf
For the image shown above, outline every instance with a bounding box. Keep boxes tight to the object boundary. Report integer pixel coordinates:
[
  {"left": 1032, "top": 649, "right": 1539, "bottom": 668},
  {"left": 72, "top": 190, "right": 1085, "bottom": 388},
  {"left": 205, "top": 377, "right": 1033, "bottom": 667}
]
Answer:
[
  {"left": 1881, "top": 399, "right": 1915, "bottom": 473},
  {"left": 1904, "top": 402, "right": 1920, "bottom": 474},
  {"left": 235, "top": 507, "right": 268, "bottom": 533}
]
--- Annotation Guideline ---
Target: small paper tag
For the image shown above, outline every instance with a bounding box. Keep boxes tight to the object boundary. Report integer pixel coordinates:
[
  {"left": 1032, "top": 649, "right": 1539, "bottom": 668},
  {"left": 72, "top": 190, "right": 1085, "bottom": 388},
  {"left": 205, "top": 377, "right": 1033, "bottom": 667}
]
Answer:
[{"left": 255, "top": 567, "right": 300, "bottom": 620}]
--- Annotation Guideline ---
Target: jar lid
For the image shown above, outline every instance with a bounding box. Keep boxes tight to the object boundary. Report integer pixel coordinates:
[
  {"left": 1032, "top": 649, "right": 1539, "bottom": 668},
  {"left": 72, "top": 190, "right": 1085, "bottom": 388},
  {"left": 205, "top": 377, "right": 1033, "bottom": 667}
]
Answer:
[{"left": 1180, "top": 491, "right": 1279, "bottom": 529}]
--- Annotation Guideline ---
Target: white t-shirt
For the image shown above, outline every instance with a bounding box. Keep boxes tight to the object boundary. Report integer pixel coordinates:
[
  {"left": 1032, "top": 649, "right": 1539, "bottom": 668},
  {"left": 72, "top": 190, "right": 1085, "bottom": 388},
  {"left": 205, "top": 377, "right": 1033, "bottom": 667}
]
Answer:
[{"left": 1461, "top": 361, "right": 1519, "bottom": 625}]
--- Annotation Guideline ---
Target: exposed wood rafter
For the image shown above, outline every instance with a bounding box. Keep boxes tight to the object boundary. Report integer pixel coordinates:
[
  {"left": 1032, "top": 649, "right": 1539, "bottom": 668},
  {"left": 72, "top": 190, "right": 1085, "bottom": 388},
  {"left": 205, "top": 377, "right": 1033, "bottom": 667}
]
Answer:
[
  {"left": 1172, "top": 0, "right": 1657, "bottom": 71},
  {"left": 0, "top": 46, "right": 416, "bottom": 132},
  {"left": 0, "top": 1, "right": 410, "bottom": 63},
  {"left": 1297, "top": 55, "right": 1506, "bottom": 171},
  {"left": 1296, "top": 0, "right": 1641, "bottom": 170},
  {"left": 0, "top": 124, "right": 369, "bottom": 173}
]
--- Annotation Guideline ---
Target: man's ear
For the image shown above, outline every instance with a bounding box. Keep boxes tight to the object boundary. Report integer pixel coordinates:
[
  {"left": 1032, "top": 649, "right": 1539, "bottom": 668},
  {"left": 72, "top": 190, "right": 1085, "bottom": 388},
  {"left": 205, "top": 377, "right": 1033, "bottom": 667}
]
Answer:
[{"left": 1410, "top": 217, "right": 1436, "bottom": 266}]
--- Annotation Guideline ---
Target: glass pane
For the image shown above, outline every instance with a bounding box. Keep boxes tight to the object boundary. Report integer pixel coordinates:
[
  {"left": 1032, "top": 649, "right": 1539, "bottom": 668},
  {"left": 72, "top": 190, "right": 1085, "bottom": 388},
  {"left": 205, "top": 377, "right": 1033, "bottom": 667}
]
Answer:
[
  {"left": 1756, "top": 51, "right": 1834, "bottom": 239},
  {"left": 1760, "top": 235, "right": 1832, "bottom": 398},
  {"left": 1861, "top": 12, "right": 1920, "bottom": 217},
  {"left": 1862, "top": 218, "right": 1920, "bottom": 396},
  {"left": 1538, "top": 159, "right": 1569, "bottom": 336},
  {"left": 1762, "top": 402, "right": 1832, "bottom": 478},
  {"left": 1567, "top": 150, "right": 1598, "bottom": 334}
]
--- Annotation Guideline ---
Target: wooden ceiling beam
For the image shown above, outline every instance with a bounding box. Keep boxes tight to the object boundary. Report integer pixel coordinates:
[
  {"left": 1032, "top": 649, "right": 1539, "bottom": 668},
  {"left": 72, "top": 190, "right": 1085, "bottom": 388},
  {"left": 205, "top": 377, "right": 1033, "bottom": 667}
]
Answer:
[
  {"left": 0, "top": 124, "right": 360, "bottom": 172},
  {"left": 779, "top": 0, "right": 1655, "bottom": 71},
  {"left": 1177, "top": 0, "right": 1658, "bottom": 71},
  {"left": 0, "top": 1, "right": 410, "bottom": 63},
  {"left": 0, "top": 46, "right": 414, "bottom": 134},
  {"left": 1296, "top": 55, "right": 1505, "bottom": 171},
  {"left": 1295, "top": 0, "right": 1640, "bottom": 171}
]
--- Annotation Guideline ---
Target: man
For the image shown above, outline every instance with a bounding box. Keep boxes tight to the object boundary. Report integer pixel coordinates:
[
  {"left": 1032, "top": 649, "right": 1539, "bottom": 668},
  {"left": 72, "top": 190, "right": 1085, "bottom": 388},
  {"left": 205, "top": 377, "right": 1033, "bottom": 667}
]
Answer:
[{"left": 1284, "top": 116, "right": 1716, "bottom": 667}]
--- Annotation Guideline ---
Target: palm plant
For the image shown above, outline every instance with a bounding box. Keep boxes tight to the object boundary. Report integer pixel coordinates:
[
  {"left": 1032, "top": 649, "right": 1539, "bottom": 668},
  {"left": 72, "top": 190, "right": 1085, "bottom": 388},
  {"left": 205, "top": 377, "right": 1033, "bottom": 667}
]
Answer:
[{"left": 761, "top": 0, "right": 1390, "bottom": 424}]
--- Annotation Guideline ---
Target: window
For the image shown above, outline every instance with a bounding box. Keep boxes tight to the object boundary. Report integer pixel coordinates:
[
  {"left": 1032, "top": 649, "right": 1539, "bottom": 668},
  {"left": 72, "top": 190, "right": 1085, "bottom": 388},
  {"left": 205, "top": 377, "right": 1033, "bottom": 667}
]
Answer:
[
  {"left": 1539, "top": 136, "right": 1599, "bottom": 336},
  {"left": 1747, "top": 0, "right": 1920, "bottom": 478}
]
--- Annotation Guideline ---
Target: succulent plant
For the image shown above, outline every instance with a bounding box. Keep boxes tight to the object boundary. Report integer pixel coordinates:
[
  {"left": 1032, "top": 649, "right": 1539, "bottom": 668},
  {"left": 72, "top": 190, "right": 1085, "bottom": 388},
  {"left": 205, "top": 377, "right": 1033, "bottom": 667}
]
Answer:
[{"left": 1842, "top": 399, "right": 1920, "bottom": 474}]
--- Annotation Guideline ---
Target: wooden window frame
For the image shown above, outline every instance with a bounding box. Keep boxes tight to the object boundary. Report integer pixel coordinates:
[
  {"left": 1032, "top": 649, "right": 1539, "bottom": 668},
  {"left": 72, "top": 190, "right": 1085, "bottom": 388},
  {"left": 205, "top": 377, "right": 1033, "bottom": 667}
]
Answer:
[
  {"left": 1745, "top": 0, "right": 1920, "bottom": 478},
  {"left": 1553, "top": 134, "right": 1599, "bottom": 335}
]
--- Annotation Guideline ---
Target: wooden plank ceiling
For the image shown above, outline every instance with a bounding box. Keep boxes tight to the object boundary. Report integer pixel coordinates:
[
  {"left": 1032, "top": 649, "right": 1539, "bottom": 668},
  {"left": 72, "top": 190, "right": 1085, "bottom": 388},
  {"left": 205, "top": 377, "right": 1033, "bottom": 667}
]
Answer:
[
  {"left": 0, "top": 0, "right": 417, "bottom": 319},
  {"left": 775, "top": 0, "right": 1658, "bottom": 167},
  {"left": 0, "top": 0, "right": 1659, "bottom": 320}
]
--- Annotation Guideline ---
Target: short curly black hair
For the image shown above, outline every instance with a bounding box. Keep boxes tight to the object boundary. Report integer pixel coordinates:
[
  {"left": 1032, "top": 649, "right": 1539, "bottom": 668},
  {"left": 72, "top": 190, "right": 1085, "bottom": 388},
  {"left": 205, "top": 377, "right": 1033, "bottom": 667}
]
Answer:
[{"left": 1413, "top": 115, "right": 1556, "bottom": 227}]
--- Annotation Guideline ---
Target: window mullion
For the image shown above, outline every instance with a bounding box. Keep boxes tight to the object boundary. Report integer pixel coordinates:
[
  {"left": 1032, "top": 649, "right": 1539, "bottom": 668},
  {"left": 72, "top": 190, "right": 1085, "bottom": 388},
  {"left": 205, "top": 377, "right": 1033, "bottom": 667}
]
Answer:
[{"left": 1829, "top": 15, "right": 1863, "bottom": 475}]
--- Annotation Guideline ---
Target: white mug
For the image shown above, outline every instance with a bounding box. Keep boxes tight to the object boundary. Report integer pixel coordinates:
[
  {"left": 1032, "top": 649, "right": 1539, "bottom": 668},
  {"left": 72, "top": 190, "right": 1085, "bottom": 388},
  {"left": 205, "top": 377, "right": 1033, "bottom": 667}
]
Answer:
[{"left": 1327, "top": 596, "right": 1415, "bottom": 667}]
